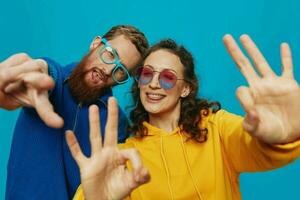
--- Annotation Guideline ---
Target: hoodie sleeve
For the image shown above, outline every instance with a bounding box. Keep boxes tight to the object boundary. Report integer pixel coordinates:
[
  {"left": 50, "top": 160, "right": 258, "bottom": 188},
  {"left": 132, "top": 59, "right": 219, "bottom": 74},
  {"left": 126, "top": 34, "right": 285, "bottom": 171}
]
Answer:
[
  {"left": 118, "top": 138, "right": 135, "bottom": 149},
  {"left": 216, "top": 109, "right": 300, "bottom": 173}
]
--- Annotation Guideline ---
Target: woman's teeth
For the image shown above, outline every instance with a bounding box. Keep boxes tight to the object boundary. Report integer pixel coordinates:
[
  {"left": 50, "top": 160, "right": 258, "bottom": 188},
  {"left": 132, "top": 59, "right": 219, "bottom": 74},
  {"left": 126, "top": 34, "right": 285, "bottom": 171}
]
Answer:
[{"left": 146, "top": 92, "right": 165, "bottom": 100}]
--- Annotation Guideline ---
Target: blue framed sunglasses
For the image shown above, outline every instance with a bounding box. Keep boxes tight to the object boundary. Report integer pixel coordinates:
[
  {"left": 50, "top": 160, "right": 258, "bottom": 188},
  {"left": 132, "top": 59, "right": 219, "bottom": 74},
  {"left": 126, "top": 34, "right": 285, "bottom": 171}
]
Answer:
[{"left": 98, "top": 38, "right": 130, "bottom": 84}]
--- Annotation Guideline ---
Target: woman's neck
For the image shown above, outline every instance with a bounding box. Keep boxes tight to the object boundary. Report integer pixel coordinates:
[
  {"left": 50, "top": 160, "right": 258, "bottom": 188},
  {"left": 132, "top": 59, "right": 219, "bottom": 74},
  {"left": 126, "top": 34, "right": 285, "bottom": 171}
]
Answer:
[{"left": 148, "top": 102, "right": 181, "bottom": 133}]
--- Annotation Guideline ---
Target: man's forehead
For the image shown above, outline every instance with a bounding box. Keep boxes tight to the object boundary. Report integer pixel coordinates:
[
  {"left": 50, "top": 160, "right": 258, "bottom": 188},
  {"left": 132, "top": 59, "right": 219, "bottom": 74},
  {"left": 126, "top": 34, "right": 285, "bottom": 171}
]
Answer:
[
  {"left": 108, "top": 35, "right": 135, "bottom": 55},
  {"left": 107, "top": 35, "right": 141, "bottom": 68}
]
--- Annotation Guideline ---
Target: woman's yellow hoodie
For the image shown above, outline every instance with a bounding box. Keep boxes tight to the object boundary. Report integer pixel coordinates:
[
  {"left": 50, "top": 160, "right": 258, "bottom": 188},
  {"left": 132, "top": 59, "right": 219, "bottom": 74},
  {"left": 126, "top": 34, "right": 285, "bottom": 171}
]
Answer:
[{"left": 73, "top": 110, "right": 300, "bottom": 200}]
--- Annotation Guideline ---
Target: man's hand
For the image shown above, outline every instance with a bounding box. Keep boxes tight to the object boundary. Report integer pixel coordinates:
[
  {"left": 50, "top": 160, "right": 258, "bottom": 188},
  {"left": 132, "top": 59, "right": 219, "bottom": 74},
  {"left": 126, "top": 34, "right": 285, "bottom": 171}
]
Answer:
[
  {"left": 66, "top": 97, "right": 150, "bottom": 200},
  {"left": 0, "top": 53, "right": 63, "bottom": 128},
  {"left": 223, "top": 34, "right": 300, "bottom": 144}
]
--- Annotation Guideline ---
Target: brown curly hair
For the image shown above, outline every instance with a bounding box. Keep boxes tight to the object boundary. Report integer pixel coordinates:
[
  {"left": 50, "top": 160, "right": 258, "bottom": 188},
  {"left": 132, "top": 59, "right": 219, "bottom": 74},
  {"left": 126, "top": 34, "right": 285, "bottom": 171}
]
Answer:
[{"left": 128, "top": 39, "right": 220, "bottom": 142}]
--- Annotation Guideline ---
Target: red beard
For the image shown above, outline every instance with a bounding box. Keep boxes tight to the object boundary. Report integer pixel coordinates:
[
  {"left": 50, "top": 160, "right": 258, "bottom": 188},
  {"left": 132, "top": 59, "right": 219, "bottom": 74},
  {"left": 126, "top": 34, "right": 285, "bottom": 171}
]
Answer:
[{"left": 68, "top": 52, "right": 110, "bottom": 104}]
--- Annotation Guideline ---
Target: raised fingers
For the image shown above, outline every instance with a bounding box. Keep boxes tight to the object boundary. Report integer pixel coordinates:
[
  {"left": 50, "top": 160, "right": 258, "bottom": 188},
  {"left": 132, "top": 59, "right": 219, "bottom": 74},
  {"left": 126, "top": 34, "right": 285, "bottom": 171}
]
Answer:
[
  {"left": 239, "top": 34, "right": 275, "bottom": 77},
  {"left": 280, "top": 43, "right": 294, "bottom": 79},
  {"left": 104, "top": 97, "right": 119, "bottom": 147},
  {"left": 223, "top": 34, "right": 259, "bottom": 84},
  {"left": 65, "top": 130, "right": 87, "bottom": 167},
  {"left": 88, "top": 105, "right": 103, "bottom": 155}
]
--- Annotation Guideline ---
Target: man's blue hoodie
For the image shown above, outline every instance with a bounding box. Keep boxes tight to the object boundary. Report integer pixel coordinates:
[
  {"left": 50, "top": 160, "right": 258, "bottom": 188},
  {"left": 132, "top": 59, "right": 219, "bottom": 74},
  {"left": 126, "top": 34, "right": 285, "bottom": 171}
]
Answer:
[{"left": 5, "top": 58, "right": 128, "bottom": 199}]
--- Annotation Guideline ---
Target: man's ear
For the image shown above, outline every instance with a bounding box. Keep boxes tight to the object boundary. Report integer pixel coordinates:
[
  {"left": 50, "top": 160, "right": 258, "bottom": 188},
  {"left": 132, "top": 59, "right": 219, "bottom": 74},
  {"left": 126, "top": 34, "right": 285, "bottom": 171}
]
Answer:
[
  {"left": 181, "top": 84, "right": 191, "bottom": 98},
  {"left": 90, "top": 36, "right": 102, "bottom": 50}
]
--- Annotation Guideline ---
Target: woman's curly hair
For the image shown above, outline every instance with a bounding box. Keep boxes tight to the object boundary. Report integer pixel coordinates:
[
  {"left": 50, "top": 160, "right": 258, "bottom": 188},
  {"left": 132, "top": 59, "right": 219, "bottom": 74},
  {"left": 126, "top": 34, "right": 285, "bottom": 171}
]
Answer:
[{"left": 128, "top": 39, "right": 220, "bottom": 142}]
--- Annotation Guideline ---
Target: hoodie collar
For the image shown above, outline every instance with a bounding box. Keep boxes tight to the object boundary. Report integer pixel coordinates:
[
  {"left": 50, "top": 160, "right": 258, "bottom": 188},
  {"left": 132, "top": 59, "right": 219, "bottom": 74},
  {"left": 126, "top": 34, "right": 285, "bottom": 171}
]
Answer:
[{"left": 142, "top": 121, "right": 181, "bottom": 136}]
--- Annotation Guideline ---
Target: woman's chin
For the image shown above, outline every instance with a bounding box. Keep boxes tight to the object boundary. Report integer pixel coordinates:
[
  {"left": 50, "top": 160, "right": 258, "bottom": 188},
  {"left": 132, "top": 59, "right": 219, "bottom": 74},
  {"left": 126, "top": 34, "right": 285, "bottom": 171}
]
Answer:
[{"left": 145, "top": 106, "right": 163, "bottom": 115}]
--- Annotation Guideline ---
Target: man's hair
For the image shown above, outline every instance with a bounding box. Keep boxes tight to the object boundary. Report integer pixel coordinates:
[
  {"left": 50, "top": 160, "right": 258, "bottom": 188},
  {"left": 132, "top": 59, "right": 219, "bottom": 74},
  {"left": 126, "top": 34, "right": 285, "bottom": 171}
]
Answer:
[{"left": 103, "top": 25, "right": 149, "bottom": 60}]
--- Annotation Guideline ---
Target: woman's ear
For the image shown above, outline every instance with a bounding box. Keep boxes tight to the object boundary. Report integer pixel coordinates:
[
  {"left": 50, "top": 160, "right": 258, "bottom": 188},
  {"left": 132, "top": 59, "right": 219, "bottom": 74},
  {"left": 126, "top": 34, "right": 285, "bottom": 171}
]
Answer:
[
  {"left": 89, "top": 36, "right": 102, "bottom": 50},
  {"left": 181, "top": 84, "right": 191, "bottom": 98}
]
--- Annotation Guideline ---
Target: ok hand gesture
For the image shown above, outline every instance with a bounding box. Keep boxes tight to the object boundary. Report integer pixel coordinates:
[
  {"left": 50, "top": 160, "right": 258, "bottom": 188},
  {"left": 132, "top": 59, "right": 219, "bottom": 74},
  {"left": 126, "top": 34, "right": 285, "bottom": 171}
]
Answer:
[
  {"left": 223, "top": 34, "right": 300, "bottom": 144},
  {"left": 66, "top": 97, "right": 150, "bottom": 200}
]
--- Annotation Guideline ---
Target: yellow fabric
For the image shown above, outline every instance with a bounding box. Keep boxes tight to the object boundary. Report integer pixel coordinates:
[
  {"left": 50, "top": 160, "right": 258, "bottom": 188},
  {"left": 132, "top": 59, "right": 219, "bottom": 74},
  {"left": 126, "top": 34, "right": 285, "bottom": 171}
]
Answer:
[
  {"left": 73, "top": 110, "right": 300, "bottom": 200},
  {"left": 73, "top": 184, "right": 84, "bottom": 200}
]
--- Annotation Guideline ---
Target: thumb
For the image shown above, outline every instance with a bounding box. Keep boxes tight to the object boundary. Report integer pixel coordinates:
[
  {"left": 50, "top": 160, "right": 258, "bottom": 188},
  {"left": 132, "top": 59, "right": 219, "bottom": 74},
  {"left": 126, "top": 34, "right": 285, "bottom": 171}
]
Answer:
[
  {"left": 33, "top": 90, "right": 64, "bottom": 128},
  {"left": 243, "top": 110, "right": 259, "bottom": 134}
]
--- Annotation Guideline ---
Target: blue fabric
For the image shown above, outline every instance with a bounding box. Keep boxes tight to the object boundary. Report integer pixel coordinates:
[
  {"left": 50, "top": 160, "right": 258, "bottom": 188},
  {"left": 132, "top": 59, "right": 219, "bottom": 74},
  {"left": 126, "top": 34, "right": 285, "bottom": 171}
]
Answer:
[{"left": 6, "top": 58, "right": 129, "bottom": 200}]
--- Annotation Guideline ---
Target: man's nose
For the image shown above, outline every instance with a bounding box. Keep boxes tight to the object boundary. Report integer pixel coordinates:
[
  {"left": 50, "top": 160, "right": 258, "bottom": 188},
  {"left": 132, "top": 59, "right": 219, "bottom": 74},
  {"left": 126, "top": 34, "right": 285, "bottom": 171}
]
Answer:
[{"left": 103, "top": 64, "right": 116, "bottom": 76}]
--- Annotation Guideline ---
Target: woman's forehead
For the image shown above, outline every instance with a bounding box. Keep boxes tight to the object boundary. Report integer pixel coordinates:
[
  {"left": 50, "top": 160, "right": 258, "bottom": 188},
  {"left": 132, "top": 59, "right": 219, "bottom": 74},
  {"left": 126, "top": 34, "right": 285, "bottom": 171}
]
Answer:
[{"left": 144, "top": 50, "right": 184, "bottom": 72}]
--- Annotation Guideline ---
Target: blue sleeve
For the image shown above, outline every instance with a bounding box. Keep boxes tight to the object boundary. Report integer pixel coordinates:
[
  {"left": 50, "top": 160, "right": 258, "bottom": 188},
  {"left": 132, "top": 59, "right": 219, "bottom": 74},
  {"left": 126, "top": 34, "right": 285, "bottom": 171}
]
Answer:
[
  {"left": 47, "top": 58, "right": 59, "bottom": 85},
  {"left": 6, "top": 58, "right": 70, "bottom": 200},
  {"left": 6, "top": 109, "right": 69, "bottom": 200},
  {"left": 42, "top": 57, "right": 64, "bottom": 103}
]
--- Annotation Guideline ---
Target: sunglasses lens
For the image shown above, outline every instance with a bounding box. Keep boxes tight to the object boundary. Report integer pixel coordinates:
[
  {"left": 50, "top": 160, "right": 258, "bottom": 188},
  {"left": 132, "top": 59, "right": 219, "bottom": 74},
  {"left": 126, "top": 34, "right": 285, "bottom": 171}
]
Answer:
[
  {"left": 138, "top": 67, "right": 153, "bottom": 85},
  {"left": 159, "top": 70, "right": 177, "bottom": 89}
]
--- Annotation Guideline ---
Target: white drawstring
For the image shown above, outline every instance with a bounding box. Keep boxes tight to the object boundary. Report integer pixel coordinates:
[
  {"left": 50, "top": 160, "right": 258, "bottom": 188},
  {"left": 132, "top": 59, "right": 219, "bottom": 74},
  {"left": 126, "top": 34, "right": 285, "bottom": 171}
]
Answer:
[
  {"left": 160, "top": 136, "right": 175, "bottom": 200},
  {"left": 179, "top": 131, "right": 203, "bottom": 200}
]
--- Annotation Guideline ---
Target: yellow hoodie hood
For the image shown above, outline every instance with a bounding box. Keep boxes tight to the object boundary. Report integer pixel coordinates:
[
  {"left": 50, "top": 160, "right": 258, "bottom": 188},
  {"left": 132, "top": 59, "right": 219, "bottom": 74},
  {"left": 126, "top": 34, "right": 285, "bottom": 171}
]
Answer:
[{"left": 139, "top": 121, "right": 204, "bottom": 199}]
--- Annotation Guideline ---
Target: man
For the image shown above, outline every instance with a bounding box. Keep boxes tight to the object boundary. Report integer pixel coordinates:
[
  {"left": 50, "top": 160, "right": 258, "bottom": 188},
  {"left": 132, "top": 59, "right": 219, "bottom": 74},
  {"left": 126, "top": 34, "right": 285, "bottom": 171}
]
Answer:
[{"left": 1, "top": 25, "right": 149, "bottom": 199}]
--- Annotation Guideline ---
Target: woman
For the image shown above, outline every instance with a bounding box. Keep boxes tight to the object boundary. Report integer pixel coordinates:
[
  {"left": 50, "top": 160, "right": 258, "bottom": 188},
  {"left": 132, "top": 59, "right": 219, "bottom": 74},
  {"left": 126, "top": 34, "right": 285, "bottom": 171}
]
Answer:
[{"left": 69, "top": 34, "right": 300, "bottom": 200}]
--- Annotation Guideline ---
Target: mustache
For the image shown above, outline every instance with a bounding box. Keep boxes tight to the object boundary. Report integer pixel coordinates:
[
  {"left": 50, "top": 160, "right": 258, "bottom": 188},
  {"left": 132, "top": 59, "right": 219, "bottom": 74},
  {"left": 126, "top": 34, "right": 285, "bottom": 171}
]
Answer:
[
  {"left": 68, "top": 55, "right": 110, "bottom": 104},
  {"left": 90, "top": 67, "right": 108, "bottom": 83}
]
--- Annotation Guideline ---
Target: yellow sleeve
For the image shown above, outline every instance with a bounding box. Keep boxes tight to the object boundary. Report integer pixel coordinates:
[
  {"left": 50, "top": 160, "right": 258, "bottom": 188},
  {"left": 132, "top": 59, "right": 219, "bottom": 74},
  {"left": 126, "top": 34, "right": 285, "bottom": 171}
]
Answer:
[
  {"left": 118, "top": 137, "right": 135, "bottom": 149},
  {"left": 216, "top": 110, "right": 300, "bottom": 173}
]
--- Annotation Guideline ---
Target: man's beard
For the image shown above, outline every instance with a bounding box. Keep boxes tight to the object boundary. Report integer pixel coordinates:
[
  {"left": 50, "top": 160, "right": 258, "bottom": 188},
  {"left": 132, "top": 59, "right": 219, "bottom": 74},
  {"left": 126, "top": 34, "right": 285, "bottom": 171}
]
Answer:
[{"left": 68, "top": 52, "right": 110, "bottom": 104}]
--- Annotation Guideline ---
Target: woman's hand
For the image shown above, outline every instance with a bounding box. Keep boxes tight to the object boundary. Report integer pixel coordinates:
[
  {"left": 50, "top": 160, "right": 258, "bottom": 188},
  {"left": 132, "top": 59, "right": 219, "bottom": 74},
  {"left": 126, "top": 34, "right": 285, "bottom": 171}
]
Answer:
[
  {"left": 223, "top": 34, "right": 300, "bottom": 144},
  {"left": 66, "top": 97, "right": 150, "bottom": 200}
]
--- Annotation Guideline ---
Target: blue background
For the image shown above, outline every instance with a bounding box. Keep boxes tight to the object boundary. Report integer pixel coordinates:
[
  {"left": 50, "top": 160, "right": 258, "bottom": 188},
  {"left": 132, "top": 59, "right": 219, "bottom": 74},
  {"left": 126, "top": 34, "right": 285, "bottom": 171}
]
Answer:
[{"left": 0, "top": 0, "right": 300, "bottom": 199}]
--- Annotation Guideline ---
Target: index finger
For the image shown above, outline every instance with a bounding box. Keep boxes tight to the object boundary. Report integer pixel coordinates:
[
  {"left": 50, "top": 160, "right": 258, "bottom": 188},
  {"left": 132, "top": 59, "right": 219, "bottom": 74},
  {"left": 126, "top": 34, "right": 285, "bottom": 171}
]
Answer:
[
  {"left": 120, "top": 148, "right": 143, "bottom": 172},
  {"left": 104, "top": 97, "right": 119, "bottom": 147},
  {"left": 0, "top": 53, "right": 31, "bottom": 68},
  {"left": 119, "top": 148, "right": 150, "bottom": 185},
  {"left": 223, "top": 34, "right": 260, "bottom": 84}
]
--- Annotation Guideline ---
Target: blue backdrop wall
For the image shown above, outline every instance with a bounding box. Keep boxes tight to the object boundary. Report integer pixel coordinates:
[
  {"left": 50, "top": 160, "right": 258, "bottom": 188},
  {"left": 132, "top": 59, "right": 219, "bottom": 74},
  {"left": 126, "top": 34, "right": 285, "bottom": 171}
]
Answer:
[{"left": 0, "top": 0, "right": 299, "bottom": 199}]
